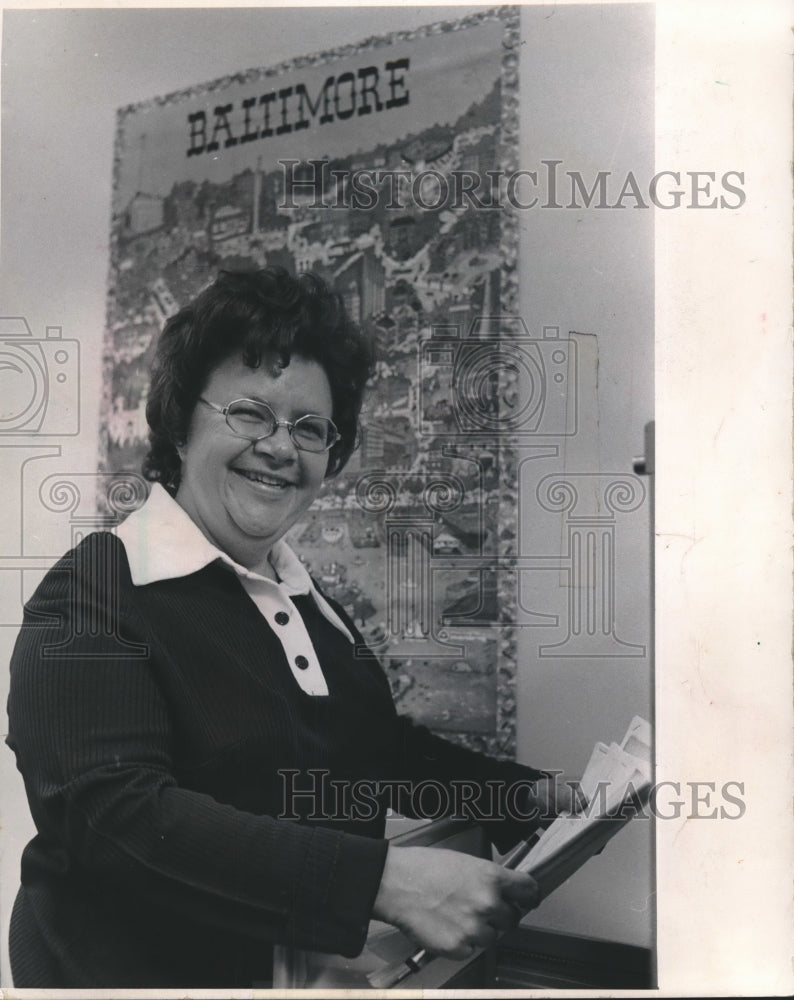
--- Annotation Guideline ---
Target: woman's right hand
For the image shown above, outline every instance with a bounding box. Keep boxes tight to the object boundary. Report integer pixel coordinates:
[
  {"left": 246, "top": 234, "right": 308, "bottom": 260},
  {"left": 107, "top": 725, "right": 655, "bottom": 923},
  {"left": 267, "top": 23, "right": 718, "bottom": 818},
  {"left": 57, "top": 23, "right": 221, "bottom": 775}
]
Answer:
[{"left": 371, "top": 845, "right": 539, "bottom": 959}]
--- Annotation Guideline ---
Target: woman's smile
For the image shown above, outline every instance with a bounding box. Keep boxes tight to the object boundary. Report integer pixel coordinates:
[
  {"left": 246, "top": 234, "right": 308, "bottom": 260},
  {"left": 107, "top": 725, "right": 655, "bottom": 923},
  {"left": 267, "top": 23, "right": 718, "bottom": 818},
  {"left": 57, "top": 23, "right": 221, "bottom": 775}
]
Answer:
[{"left": 231, "top": 467, "right": 296, "bottom": 490}]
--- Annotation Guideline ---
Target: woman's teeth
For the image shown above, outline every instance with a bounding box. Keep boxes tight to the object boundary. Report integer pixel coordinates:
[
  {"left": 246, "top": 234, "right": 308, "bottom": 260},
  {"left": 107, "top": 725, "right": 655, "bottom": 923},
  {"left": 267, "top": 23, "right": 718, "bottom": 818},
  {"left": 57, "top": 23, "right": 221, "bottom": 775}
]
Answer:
[{"left": 237, "top": 470, "right": 288, "bottom": 488}]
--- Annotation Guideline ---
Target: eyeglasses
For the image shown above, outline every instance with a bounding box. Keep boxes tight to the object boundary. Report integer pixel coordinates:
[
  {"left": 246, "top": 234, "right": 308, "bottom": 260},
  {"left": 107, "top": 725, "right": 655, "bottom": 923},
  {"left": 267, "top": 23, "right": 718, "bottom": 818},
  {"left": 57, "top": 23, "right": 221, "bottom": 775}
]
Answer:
[{"left": 198, "top": 397, "right": 341, "bottom": 453}]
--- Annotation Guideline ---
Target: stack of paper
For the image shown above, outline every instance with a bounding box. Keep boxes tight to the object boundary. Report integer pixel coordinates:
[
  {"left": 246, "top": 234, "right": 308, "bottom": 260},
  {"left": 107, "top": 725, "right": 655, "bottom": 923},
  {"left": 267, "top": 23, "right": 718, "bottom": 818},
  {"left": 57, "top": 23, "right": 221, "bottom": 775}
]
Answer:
[{"left": 514, "top": 716, "right": 652, "bottom": 898}]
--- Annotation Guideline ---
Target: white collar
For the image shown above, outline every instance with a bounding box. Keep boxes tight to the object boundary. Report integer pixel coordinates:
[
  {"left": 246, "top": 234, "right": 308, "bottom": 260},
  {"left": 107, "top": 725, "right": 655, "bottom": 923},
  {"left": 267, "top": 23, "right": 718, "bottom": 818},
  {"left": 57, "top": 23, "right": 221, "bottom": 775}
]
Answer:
[{"left": 115, "top": 482, "right": 354, "bottom": 641}]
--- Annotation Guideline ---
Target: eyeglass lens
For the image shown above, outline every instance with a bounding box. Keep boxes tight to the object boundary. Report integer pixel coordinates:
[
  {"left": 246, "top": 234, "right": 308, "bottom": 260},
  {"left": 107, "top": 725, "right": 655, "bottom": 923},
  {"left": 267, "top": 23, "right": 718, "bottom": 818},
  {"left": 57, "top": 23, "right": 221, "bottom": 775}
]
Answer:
[{"left": 226, "top": 400, "right": 336, "bottom": 452}]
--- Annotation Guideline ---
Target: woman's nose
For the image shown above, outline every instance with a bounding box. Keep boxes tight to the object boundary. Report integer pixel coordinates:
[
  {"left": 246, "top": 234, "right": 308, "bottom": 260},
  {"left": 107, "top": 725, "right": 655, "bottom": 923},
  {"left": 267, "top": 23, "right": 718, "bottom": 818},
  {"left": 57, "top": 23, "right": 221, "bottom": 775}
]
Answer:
[{"left": 251, "top": 424, "right": 297, "bottom": 460}]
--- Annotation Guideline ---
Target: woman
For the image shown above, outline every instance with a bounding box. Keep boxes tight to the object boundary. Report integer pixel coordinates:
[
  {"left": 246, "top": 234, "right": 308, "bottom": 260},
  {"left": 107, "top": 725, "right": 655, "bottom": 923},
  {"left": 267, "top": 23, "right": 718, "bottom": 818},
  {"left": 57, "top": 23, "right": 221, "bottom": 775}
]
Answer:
[{"left": 7, "top": 267, "right": 572, "bottom": 987}]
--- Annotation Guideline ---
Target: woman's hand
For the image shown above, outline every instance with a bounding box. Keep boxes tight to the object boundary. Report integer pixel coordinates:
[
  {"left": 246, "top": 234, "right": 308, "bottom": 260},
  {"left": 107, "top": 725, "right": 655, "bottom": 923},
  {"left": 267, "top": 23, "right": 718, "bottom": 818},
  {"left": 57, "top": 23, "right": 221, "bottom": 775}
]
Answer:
[{"left": 371, "top": 845, "right": 539, "bottom": 959}]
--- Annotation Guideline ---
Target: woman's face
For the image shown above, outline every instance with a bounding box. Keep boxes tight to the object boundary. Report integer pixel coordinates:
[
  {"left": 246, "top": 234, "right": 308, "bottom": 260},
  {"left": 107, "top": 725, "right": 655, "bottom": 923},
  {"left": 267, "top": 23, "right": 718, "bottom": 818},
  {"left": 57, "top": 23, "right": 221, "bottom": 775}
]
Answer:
[{"left": 175, "top": 352, "right": 333, "bottom": 574}]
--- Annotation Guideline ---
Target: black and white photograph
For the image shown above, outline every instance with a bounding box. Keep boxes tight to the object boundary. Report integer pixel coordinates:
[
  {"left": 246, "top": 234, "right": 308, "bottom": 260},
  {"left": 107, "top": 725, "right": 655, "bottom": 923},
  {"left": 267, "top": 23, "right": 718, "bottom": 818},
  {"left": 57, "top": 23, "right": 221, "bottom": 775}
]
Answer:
[{"left": 0, "top": 1, "right": 789, "bottom": 995}]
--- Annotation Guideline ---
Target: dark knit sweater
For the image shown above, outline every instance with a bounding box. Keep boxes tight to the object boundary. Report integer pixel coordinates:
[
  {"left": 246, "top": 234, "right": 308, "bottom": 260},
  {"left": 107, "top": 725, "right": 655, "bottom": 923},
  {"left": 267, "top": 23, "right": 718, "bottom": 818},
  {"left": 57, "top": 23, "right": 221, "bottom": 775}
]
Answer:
[{"left": 6, "top": 531, "right": 542, "bottom": 988}]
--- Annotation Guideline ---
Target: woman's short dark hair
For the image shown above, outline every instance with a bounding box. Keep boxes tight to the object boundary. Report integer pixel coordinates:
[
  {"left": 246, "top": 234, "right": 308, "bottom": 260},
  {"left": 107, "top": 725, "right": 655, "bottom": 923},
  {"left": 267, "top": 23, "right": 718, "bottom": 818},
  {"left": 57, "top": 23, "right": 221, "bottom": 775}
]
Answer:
[{"left": 143, "top": 266, "right": 375, "bottom": 491}]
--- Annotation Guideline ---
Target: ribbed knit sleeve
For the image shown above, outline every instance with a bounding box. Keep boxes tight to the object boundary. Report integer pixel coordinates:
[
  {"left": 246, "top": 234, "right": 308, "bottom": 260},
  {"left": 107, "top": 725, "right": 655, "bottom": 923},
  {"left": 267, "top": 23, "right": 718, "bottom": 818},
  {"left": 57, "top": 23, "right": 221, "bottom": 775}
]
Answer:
[
  {"left": 318, "top": 591, "right": 547, "bottom": 853},
  {"left": 6, "top": 533, "right": 387, "bottom": 960},
  {"left": 388, "top": 716, "right": 546, "bottom": 852}
]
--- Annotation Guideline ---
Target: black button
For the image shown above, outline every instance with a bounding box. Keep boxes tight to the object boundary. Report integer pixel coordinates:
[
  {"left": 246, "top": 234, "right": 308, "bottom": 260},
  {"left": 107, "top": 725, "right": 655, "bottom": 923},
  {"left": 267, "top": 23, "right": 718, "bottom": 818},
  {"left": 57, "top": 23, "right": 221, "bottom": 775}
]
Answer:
[
  {"left": 294, "top": 655, "right": 309, "bottom": 670},
  {"left": 274, "top": 611, "right": 290, "bottom": 626}
]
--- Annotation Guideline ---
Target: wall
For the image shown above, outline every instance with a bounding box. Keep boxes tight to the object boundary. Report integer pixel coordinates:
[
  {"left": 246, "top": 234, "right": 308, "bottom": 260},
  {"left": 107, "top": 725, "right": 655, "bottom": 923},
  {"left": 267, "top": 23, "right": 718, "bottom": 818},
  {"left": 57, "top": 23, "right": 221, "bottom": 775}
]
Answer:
[
  {"left": 515, "top": 3, "right": 654, "bottom": 946},
  {"left": 0, "top": 3, "right": 653, "bottom": 984}
]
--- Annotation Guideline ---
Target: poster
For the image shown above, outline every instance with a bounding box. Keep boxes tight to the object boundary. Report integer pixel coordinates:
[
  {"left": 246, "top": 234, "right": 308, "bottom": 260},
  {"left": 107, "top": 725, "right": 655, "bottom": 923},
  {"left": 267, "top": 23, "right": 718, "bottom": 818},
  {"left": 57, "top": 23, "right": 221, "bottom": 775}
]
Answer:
[
  {"left": 100, "top": 8, "right": 530, "bottom": 755},
  {"left": 0, "top": 1, "right": 790, "bottom": 996}
]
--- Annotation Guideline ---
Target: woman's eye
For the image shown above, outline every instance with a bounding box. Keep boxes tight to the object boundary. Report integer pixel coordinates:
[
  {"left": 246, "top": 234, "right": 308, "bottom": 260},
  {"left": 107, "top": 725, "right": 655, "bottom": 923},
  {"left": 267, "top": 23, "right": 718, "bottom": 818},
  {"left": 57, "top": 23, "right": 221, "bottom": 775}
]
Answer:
[
  {"left": 295, "top": 421, "right": 326, "bottom": 443},
  {"left": 234, "top": 405, "right": 267, "bottom": 422}
]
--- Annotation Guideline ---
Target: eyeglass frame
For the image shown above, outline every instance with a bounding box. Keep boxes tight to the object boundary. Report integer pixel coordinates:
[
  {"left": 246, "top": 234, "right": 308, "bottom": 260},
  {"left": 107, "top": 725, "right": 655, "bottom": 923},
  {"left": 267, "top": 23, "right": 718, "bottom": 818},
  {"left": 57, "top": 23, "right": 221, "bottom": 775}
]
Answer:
[{"left": 197, "top": 396, "right": 341, "bottom": 453}]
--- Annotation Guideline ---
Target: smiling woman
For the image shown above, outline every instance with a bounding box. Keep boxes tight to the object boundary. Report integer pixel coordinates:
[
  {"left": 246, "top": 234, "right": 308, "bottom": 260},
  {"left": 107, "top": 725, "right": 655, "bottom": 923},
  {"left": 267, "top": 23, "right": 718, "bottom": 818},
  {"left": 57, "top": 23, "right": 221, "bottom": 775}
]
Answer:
[
  {"left": 5, "top": 267, "right": 575, "bottom": 988},
  {"left": 142, "top": 268, "right": 372, "bottom": 575}
]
